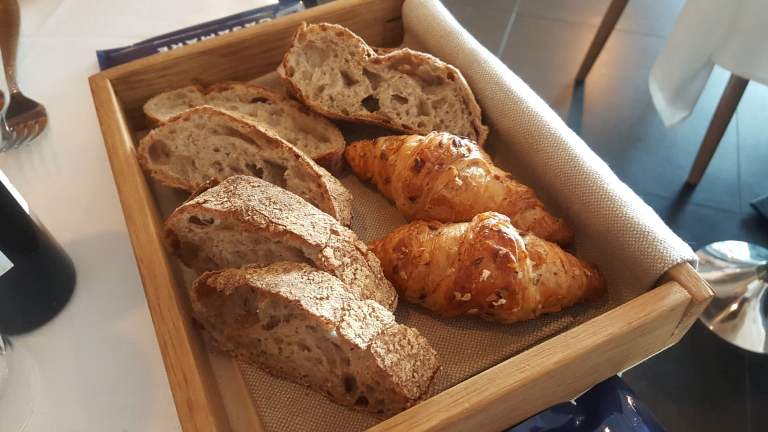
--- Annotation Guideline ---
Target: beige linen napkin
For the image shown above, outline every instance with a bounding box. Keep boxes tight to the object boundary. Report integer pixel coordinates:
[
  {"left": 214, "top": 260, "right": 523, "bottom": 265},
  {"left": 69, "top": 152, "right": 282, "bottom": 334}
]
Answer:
[{"left": 235, "top": 1, "right": 698, "bottom": 431}]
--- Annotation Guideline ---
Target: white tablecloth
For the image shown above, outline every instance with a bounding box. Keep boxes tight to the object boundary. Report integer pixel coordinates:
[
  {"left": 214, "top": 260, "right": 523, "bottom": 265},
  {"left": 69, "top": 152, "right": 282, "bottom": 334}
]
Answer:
[
  {"left": 0, "top": 1, "right": 274, "bottom": 430},
  {"left": 650, "top": 0, "right": 768, "bottom": 126}
]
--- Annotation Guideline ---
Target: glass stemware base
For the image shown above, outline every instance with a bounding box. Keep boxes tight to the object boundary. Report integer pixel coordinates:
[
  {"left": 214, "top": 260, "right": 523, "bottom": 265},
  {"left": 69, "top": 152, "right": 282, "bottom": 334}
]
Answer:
[{"left": 697, "top": 241, "right": 768, "bottom": 354}]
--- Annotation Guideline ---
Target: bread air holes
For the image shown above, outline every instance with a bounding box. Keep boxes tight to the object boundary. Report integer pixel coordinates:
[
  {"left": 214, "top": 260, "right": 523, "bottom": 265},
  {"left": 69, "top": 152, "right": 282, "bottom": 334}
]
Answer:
[
  {"left": 249, "top": 97, "right": 271, "bottom": 104},
  {"left": 361, "top": 95, "right": 380, "bottom": 113},
  {"left": 216, "top": 125, "right": 261, "bottom": 149},
  {"left": 418, "top": 99, "right": 432, "bottom": 117},
  {"left": 342, "top": 373, "right": 358, "bottom": 394},
  {"left": 188, "top": 215, "right": 215, "bottom": 227},
  {"left": 387, "top": 56, "right": 443, "bottom": 87},
  {"left": 339, "top": 70, "right": 359, "bottom": 87},
  {"left": 362, "top": 68, "right": 382, "bottom": 90},
  {"left": 430, "top": 97, "right": 447, "bottom": 112},
  {"left": 245, "top": 163, "right": 264, "bottom": 178},
  {"left": 148, "top": 139, "right": 171, "bottom": 164},
  {"left": 354, "top": 395, "right": 369, "bottom": 407},
  {"left": 261, "top": 162, "right": 288, "bottom": 188},
  {"left": 391, "top": 94, "right": 408, "bottom": 105}
]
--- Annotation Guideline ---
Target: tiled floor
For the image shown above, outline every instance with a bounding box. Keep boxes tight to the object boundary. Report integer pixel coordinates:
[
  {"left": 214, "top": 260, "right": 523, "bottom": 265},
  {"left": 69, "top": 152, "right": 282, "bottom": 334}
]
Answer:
[{"left": 441, "top": 0, "right": 768, "bottom": 431}]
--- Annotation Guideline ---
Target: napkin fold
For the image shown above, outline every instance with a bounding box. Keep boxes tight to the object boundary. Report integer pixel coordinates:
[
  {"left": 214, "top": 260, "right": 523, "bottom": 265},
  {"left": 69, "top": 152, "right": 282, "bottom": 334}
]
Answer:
[{"left": 649, "top": 0, "right": 768, "bottom": 126}]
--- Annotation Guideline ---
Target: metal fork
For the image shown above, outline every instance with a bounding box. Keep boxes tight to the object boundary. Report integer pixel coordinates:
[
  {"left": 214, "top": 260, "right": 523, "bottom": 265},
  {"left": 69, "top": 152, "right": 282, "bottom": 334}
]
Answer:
[{"left": 0, "top": 0, "right": 47, "bottom": 151}]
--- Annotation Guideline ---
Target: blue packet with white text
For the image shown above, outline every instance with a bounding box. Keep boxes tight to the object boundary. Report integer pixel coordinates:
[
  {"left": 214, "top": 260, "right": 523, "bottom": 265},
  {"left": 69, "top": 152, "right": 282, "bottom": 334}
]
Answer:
[{"left": 96, "top": 0, "right": 309, "bottom": 70}]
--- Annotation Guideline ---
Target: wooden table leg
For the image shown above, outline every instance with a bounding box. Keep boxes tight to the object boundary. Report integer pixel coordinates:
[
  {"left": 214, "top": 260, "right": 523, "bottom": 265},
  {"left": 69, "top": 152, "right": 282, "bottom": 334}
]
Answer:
[
  {"left": 687, "top": 74, "right": 749, "bottom": 185},
  {"left": 575, "top": 0, "right": 629, "bottom": 83}
]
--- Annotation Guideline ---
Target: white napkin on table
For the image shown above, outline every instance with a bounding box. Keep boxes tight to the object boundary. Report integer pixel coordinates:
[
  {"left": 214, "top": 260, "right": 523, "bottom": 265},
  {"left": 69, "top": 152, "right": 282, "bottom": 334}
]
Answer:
[{"left": 649, "top": 0, "right": 768, "bottom": 126}]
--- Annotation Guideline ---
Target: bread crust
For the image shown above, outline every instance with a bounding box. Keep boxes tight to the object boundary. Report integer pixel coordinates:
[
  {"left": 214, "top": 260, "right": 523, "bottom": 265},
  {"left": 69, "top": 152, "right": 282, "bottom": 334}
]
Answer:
[
  {"left": 278, "top": 22, "right": 489, "bottom": 146},
  {"left": 138, "top": 106, "right": 352, "bottom": 226}
]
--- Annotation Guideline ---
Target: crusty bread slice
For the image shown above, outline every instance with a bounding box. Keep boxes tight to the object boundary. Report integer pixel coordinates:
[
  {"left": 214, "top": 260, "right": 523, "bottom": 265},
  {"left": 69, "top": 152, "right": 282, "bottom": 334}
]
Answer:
[
  {"left": 191, "top": 262, "right": 439, "bottom": 417},
  {"left": 138, "top": 106, "right": 352, "bottom": 225},
  {"left": 278, "top": 22, "right": 489, "bottom": 146},
  {"left": 143, "top": 82, "right": 346, "bottom": 171},
  {"left": 165, "top": 175, "right": 397, "bottom": 310}
]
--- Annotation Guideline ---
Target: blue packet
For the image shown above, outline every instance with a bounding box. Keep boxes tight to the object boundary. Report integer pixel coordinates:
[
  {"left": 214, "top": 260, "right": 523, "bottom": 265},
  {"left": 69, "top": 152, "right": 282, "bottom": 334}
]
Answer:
[
  {"left": 96, "top": 0, "right": 310, "bottom": 70},
  {"left": 508, "top": 376, "right": 665, "bottom": 432}
]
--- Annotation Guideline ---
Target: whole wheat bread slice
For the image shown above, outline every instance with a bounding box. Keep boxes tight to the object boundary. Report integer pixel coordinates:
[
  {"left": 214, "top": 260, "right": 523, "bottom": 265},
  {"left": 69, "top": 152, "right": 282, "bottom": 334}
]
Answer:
[
  {"left": 191, "top": 262, "right": 439, "bottom": 417},
  {"left": 165, "top": 175, "right": 397, "bottom": 310},
  {"left": 138, "top": 106, "right": 352, "bottom": 225},
  {"left": 143, "top": 82, "right": 346, "bottom": 171},
  {"left": 278, "top": 22, "right": 489, "bottom": 145}
]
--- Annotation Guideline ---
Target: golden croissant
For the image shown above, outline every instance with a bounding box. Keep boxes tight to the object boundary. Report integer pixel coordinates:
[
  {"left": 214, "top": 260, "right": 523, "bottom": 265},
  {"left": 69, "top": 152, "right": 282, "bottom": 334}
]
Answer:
[
  {"left": 369, "top": 212, "right": 605, "bottom": 323},
  {"left": 345, "top": 132, "right": 573, "bottom": 245}
]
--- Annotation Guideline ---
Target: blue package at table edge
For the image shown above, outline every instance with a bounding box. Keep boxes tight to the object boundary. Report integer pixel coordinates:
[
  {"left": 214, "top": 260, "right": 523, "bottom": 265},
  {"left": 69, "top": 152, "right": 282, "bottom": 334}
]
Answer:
[
  {"left": 95, "top": 0, "right": 318, "bottom": 70},
  {"left": 508, "top": 377, "right": 665, "bottom": 432}
]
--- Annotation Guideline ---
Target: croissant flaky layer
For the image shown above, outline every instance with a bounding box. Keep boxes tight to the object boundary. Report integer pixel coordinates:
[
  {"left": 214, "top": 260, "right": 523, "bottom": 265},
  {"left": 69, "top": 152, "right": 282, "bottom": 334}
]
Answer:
[
  {"left": 345, "top": 132, "right": 573, "bottom": 245},
  {"left": 369, "top": 212, "right": 605, "bottom": 324}
]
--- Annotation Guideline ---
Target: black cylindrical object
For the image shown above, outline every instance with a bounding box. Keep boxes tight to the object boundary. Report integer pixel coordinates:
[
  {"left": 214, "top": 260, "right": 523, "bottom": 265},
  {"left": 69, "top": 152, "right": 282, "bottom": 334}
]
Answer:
[{"left": 0, "top": 171, "right": 76, "bottom": 334}]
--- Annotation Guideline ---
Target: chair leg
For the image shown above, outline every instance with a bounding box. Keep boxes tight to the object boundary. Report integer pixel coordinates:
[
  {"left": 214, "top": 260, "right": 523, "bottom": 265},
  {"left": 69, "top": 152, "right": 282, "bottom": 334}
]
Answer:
[
  {"left": 575, "top": 0, "right": 630, "bottom": 83},
  {"left": 686, "top": 74, "right": 749, "bottom": 185}
]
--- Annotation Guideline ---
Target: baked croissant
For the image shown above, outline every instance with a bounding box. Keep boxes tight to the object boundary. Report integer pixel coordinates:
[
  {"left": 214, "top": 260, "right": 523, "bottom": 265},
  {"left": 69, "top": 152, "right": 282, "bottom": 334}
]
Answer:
[
  {"left": 369, "top": 212, "right": 605, "bottom": 323},
  {"left": 345, "top": 132, "right": 573, "bottom": 245}
]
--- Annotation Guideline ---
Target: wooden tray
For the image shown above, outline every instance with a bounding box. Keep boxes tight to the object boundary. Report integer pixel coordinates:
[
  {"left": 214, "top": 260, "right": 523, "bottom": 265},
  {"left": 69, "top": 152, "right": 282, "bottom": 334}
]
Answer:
[{"left": 89, "top": 0, "right": 714, "bottom": 430}]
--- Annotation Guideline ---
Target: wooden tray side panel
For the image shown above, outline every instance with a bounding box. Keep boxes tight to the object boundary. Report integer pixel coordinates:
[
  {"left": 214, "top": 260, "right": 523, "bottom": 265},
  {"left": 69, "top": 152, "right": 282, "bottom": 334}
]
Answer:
[
  {"left": 89, "top": 76, "right": 234, "bottom": 432},
  {"left": 103, "top": 0, "right": 405, "bottom": 128},
  {"left": 660, "top": 262, "right": 713, "bottom": 344},
  {"left": 370, "top": 282, "right": 692, "bottom": 432}
]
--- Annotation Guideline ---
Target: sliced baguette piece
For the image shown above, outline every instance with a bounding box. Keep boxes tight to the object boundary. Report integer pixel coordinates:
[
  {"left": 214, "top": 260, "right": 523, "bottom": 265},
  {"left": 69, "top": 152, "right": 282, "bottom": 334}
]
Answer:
[
  {"left": 165, "top": 175, "right": 397, "bottom": 310},
  {"left": 190, "top": 262, "right": 439, "bottom": 417},
  {"left": 143, "top": 82, "right": 346, "bottom": 171},
  {"left": 278, "top": 22, "right": 489, "bottom": 146},
  {"left": 138, "top": 106, "right": 352, "bottom": 226}
]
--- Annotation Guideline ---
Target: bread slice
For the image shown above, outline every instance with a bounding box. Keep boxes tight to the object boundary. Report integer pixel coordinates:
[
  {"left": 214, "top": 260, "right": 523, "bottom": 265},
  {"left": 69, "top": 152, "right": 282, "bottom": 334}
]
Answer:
[
  {"left": 143, "top": 82, "right": 346, "bottom": 171},
  {"left": 191, "top": 262, "right": 439, "bottom": 417},
  {"left": 278, "top": 22, "right": 489, "bottom": 146},
  {"left": 165, "top": 175, "right": 397, "bottom": 310},
  {"left": 138, "top": 106, "right": 352, "bottom": 225}
]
